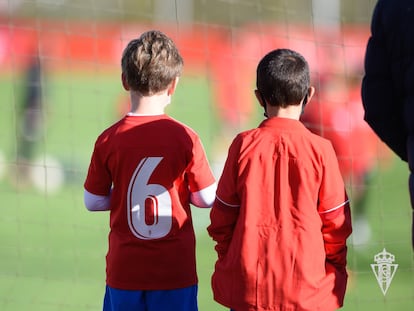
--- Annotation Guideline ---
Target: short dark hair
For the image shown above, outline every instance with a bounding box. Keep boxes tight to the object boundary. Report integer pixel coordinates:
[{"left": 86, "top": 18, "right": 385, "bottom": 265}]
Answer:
[
  {"left": 121, "top": 30, "right": 184, "bottom": 95},
  {"left": 256, "top": 49, "right": 310, "bottom": 107}
]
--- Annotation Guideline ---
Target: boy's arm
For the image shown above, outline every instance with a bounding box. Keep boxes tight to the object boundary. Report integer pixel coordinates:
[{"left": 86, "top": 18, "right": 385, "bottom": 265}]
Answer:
[
  {"left": 318, "top": 142, "right": 353, "bottom": 268},
  {"left": 186, "top": 134, "right": 217, "bottom": 207},
  {"left": 190, "top": 182, "right": 217, "bottom": 208},
  {"left": 318, "top": 194, "right": 351, "bottom": 308},
  {"left": 319, "top": 201, "right": 352, "bottom": 267},
  {"left": 84, "top": 137, "right": 113, "bottom": 211},
  {"left": 207, "top": 196, "right": 239, "bottom": 259},
  {"left": 207, "top": 137, "right": 241, "bottom": 259},
  {"left": 84, "top": 189, "right": 111, "bottom": 211}
]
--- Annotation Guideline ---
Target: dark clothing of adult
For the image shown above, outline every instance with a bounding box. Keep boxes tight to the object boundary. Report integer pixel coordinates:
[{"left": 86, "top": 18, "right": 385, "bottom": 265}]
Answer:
[{"left": 361, "top": 0, "right": 414, "bottom": 248}]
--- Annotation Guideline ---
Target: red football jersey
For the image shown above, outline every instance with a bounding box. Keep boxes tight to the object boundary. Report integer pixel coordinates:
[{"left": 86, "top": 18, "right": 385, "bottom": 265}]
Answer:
[
  {"left": 84, "top": 114, "right": 215, "bottom": 290},
  {"left": 208, "top": 117, "right": 352, "bottom": 311}
]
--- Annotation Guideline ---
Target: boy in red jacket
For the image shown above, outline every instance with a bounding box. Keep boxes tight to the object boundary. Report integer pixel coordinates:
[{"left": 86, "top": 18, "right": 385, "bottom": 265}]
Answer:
[{"left": 208, "top": 48, "right": 352, "bottom": 311}]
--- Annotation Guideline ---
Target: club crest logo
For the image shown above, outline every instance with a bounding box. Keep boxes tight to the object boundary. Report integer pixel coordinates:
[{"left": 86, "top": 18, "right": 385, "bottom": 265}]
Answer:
[{"left": 370, "top": 248, "right": 398, "bottom": 295}]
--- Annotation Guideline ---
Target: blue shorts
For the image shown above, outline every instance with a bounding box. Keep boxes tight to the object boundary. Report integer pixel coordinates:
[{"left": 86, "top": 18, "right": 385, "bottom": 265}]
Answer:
[{"left": 103, "top": 284, "right": 198, "bottom": 311}]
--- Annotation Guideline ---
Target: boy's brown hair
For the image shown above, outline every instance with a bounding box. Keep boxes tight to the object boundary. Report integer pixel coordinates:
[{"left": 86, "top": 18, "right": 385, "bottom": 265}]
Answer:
[{"left": 121, "top": 30, "right": 183, "bottom": 95}]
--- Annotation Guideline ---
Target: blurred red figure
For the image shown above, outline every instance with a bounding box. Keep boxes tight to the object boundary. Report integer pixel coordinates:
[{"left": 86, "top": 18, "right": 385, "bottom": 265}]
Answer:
[
  {"left": 208, "top": 24, "right": 333, "bottom": 135},
  {"left": 301, "top": 72, "right": 380, "bottom": 245},
  {"left": 208, "top": 31, "right": 259, "bottom": 132}
]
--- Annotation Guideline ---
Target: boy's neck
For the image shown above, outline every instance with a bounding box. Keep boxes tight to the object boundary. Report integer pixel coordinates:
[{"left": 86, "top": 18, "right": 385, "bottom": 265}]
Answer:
[
  {"left": 129, "top": 90, "right": 170, "bottom": 115},
  {"left": 266, "top": 104, "right": 302, "bottom": 120}
]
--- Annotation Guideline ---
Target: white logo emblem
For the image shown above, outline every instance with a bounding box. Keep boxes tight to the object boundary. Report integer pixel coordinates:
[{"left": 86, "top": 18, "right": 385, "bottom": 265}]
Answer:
[{"left": 370, "top": 248, "right": 398, "bottom": 295}]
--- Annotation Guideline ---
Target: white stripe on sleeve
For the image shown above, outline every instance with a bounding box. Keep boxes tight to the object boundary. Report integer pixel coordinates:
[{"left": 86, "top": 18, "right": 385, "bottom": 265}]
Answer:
[
  {"left": 319, "top": 199, "right": 349, "bottom": 214},
  {"left": 215, "top": 195, "right": 240, "bottom": 208}
]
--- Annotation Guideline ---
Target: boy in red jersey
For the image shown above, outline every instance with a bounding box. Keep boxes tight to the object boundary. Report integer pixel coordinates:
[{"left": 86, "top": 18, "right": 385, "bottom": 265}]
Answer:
[
  {"left": 84, "top": 30, "right": 216, "bottom": 311},
  {"left": 208, "top": 49, "right": 352, "bottom": 311}
]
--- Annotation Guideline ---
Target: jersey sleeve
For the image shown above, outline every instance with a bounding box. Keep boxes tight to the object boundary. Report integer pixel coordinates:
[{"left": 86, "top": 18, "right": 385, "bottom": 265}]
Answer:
[
  {"left": 84, "top": 139, "right": 112, "bottom": 196},
  {"left": 190, "top": 182, "right": 217, "bottom": 208},
  {"left": 186, "top": 134, "right": 216, "bottom": 194},
  {"left": 84, "top": 189, "right": 111, "bottom": 211}
]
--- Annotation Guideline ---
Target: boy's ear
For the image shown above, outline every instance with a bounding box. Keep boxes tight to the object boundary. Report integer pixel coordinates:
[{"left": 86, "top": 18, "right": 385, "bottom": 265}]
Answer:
[
  {"left": 121, "top": 72, "right": 130, "bottom": 91},
  {"left": 167, "top": 77, "right": 180, "bottom": 96},
  {"left": 254, "top": 89, "right": 265, "bottom": 107},
  {"left": 307, "top": 86, "right": 315, "bottom": 103}
]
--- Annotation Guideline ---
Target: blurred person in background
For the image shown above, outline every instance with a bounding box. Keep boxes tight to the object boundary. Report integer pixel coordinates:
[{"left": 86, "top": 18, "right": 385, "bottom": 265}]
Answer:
[
  {"left": 301, "top": 70, "right": 380, "bottom": 246},
  {"left": 361, "top": 0, "right": 414, "bottom": 249},
  {"left": 13, "top": 53, "right": 44, "bottom": 188}
]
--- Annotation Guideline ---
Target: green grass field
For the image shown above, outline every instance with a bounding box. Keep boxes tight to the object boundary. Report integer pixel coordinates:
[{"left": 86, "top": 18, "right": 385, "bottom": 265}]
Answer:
[{"left": 0, "top": 71, "right": 413, "bottom": 311}]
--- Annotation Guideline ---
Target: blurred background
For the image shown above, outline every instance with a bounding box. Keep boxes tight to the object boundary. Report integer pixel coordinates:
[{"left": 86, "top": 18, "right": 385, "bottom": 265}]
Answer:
[{"left": 0, "top": 1, "right": 413, "bottom": 310}]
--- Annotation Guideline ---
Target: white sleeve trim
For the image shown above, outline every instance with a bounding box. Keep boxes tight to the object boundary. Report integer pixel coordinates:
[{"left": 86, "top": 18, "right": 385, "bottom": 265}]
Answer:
[
  {"left": 190, "top": 182, "right": 217, "bottom": 208},
  {"left": 215, "top": 195, "right": 240, "bottom": 208},
  {"left": 319, "top": 199, "right": 349, "bottom": 214},
  {"left": 84, "top": 189, "right": 111, "bottom": 211}
]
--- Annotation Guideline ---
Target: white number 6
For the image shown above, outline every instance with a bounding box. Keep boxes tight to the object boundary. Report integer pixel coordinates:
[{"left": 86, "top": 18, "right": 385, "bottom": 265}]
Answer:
[{"left": 127, "top": 157, "right": 172, "bottom": 240}]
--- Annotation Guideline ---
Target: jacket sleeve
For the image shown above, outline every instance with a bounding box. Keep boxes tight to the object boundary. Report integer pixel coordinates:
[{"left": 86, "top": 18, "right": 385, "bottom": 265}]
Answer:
[
  {"left": 319, "top": 202, "right": 352, "bottom": 268},
  {"left": 318, "top": 141, "right": 353, "bottom": 268},
  {"left": 207, "top": 197, "right": 240, "bottom": 259},
  {"left": 361, "top": 0, "right": 408, "bottom": 161},
  {"left": 207, "top": 137, "right": 241, "bottom": 259}
]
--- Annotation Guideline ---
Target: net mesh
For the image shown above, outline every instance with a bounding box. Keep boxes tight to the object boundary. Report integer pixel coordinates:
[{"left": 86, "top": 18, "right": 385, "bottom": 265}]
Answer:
[{"left": 0, "top": 1, "right": 413, "bottom": 310}]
